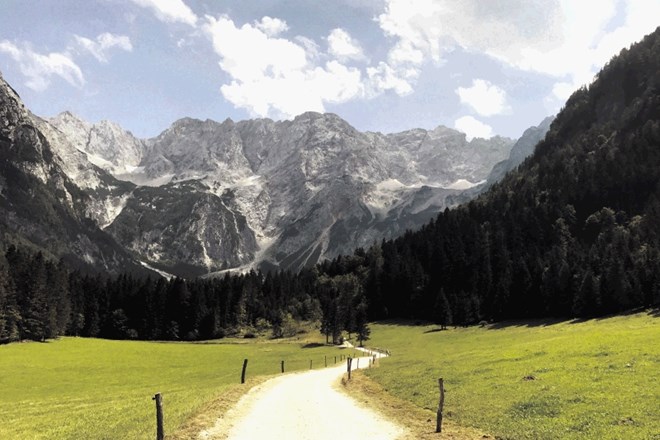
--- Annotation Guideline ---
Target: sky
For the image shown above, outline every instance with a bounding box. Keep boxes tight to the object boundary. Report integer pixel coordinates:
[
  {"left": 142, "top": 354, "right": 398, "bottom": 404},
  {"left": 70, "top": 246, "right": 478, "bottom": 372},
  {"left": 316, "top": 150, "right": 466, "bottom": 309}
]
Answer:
[{"left": 0, "top": 1, "right": 659, "bottom": 141}]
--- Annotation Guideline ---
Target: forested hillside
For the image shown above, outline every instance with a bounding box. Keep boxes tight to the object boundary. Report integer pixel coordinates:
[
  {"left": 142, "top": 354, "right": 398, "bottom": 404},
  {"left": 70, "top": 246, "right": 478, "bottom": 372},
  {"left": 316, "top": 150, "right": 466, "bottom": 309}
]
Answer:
[{"left": 322, "top": 26, "right": 660, "bottom": 324}]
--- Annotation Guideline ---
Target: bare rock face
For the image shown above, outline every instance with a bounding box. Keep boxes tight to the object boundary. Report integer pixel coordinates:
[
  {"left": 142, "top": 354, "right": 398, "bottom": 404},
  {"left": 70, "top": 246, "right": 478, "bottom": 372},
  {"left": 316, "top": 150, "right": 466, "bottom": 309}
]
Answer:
[
  {"left": 105, "top": 181, "right": 257, "bottom": 277},
  {"left": 40, "top": 104, "right": 520, "bottom": 275},
  {"left": 48, "top": 111, "right": 145, "bottom": 176},
  {"left": 0, "top": 72, "right": 26, "bottom": 140}
]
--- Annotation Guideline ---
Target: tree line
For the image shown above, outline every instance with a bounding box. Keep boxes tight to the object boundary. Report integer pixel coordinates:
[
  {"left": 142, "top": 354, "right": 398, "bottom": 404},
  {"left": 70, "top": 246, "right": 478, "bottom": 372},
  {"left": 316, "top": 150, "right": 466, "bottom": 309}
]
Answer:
[{"left": 0, "top": 245, "right": 370, "bottom": 344}]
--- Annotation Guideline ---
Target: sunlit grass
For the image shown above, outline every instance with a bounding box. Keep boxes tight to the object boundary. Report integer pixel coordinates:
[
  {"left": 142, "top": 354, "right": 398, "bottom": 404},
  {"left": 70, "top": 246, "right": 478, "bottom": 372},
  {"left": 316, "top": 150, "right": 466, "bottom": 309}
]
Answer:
[
  {"left": 364, "top": 311, "right": 659, "bottom": 440},
  {"left": 0, "top": 334, "right": 347, "bottom": 439}
]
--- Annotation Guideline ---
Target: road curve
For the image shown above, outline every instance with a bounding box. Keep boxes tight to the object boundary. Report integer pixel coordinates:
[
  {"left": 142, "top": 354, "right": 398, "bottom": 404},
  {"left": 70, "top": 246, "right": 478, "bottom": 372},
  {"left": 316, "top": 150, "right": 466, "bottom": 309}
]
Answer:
[{"left": 199, "top": 350, "right": 404, "bottom": 440}]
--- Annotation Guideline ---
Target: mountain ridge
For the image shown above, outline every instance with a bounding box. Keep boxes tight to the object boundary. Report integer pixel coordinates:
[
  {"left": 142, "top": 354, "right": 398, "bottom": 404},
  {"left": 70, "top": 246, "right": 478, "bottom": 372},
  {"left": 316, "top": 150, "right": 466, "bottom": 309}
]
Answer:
[{"left": 41, "top": 106, "right": 525, "bottom": 276}]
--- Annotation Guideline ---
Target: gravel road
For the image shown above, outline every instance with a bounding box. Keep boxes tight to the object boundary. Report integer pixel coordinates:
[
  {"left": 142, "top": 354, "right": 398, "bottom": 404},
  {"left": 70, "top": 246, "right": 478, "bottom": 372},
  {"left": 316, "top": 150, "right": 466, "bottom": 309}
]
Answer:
[{"left": 199, "top": 350, "right": 404, "bottom": 440}]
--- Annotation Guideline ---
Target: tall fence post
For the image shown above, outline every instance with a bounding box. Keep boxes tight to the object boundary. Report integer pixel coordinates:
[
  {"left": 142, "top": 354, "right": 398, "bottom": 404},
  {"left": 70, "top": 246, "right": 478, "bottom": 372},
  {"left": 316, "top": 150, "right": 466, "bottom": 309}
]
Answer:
[
  {"left": 356, "top": 358, "right": 360, "bottom": 369},
  {"left": 325, "top": 355, "right": 327, "bottom": 367},
  {"left": 241, "top": 359, "right": 248, "bottom": 384},
  {"left": 152, "top": 393, "right": 164, "bottom": 440},
  {"left": 281, "top": 360, "right": 284, "bottom": 373},
  {"left": 310, "top": 359, "right": 313, "bottom": 370},
  {"left": 347, "top": 357, "right": 353, "bottom": 380},
  {"left": 436, "top": 378, "right": 445, "bottom": 433}
]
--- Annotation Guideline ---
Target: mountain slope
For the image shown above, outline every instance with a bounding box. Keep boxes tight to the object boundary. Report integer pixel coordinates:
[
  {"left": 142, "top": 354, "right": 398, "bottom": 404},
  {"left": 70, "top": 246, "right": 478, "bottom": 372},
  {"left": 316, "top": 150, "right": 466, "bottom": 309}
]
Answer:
[
  {"left": 485, "top": 115, "right": 554, "bottom": 186},
  {"left": 0, "top": 72, "right": 147, "bottom": 274}
]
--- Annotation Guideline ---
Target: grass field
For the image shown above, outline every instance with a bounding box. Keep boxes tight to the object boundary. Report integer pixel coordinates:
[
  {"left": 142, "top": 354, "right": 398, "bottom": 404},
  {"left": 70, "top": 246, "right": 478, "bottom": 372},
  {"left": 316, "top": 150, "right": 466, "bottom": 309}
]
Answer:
[
  {"left": 0, "top": 334, "right": 348, "bottom": 439},
  {"left": 364, "top": 311, "right": 659, "bottom": 440}
]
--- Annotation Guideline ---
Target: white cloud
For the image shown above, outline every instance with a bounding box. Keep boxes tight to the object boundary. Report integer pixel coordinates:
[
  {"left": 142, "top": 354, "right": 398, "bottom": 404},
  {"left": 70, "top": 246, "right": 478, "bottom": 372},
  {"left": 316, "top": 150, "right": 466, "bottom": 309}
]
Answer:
[
  {"left": 366, "top": 61, "right": 413, "bottom": 96},
  {"left": 456, "top": 79, "right": 511, "bottom": 117},
  {"left": 327, "top": 28, "right": 365, "bottom": 62},
  {"left": 295, "top": 36, "right": 321, "bottom": 61},
  {"left": 377, "top": 0, "right": 660, "bottom": 105},
  {"left": 454, "top": 115, "right": 494, "bottom": 141},
  {"left": 74, "top": 32, "right": 133, "bottom": 63},
  {"left": 0, "top": 40, "right": 84, "bottom": 91},
  {"left": 203, "top": 15, "right": 364, "bottom": 119},
  {"left": 255, "top": 16, "right": 289, "bottom": 37},
  {"left": 128, "top": 0, "right": 197, "bottom": 26}
]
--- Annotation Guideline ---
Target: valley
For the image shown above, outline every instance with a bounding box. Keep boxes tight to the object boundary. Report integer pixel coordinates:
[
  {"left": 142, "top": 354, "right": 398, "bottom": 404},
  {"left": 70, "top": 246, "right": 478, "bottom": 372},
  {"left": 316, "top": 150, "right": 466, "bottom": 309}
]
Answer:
[{"left": 0, "top": 3, "right": 659, "bottom": 440}]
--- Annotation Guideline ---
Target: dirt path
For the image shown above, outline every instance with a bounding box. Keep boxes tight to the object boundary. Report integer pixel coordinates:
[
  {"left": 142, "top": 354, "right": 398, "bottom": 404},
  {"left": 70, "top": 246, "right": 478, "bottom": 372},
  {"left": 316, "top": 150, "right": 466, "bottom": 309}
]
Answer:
[{"left": 199, "top": 349, "right": 405, "bottom": 440}]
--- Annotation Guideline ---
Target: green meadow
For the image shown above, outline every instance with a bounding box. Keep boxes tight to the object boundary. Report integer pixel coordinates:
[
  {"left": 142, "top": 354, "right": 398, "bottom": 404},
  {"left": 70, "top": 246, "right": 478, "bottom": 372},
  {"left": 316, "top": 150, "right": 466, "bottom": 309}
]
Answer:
[
  {"left": 0, "top": 336, "right": 347, "bottom": 439},
  {"left": 364, "top": 311, "right": 660, "bottom": 440}
]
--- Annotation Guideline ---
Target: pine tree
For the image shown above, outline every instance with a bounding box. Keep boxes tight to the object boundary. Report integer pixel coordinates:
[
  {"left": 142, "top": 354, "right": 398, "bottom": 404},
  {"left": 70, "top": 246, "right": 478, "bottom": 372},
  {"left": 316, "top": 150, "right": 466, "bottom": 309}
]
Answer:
[
  {"left": 47, "top": 260, "right": 71, "bottom": 337},
  {"left": 21, "top": 253, "right": 49, "bottom": 341},
  {"left": 0, "top": 265, "right": 20, "bottom": 343},
  {"left": 434, "top": 289, "right": 452, "bottom": 330},
  {"left": 354, "top": 296, "right": 370, "bottom": 347}
]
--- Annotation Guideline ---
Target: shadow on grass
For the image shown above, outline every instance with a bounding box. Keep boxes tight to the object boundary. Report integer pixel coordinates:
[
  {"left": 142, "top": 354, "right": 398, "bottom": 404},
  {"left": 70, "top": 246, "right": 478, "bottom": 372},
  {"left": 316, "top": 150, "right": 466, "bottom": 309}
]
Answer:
[
  {"left": 488, "top": 318, "right": 567, "bottom": 330},
  {"left": 373, "top": 319, "right": 434, "bottom": 327},
  {"left": 423, "top": 328, "right": 446, "bottom": 334},
  {"left": 570, "top": 307, "right": 658, "bottom": 324},
  {"left": 374, "top": 308, "right": 658, "bottom": 332},
  {"left": 301, "top": 342, "right": 325, "bottom": 349}
]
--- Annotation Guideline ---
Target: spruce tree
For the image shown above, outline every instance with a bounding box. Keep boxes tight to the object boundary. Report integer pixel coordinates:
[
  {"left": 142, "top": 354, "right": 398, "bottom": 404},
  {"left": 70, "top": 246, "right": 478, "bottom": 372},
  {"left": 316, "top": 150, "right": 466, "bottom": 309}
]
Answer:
[{"left": 434, "top": 289, "right": 452, "bottom": 330}]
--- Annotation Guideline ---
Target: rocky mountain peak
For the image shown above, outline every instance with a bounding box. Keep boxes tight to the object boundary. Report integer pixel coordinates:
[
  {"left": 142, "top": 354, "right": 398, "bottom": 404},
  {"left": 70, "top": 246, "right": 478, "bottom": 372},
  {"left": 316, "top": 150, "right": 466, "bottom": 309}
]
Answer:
[
  {"left": 48, "top": 111, "right": 145, "bottom": 176},
  {"left": 0, "top": 73, "right": 29, "bottom": 141}
]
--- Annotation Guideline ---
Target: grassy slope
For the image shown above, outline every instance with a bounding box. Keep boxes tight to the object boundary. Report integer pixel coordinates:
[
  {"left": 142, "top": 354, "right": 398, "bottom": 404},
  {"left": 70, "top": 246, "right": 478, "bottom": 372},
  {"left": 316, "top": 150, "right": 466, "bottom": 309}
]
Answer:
[
  {"left": 0, "top": 336, "right": 347, "bottom": 439},
  {"left": 364, "top": 311, "right": 659, "bottom": 440}
]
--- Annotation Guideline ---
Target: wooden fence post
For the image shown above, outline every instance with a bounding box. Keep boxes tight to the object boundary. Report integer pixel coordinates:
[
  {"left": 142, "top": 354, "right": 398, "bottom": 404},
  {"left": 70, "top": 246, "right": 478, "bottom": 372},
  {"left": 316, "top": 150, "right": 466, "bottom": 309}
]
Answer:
[
  {"left": 335, "top": 355, "right": 337, "bottom": 364},
  {"left": 347, "top": 357, "right": 353, "bottom": 380},
  {"left": 281, "top": 360, "right": 284, "bottom": 373},
  {"left": 436, "top": 378, "right": 445, "bottom": 433},
  {"left": 152, "top": 393, "right": 164, "bottom": 440},
  {"left": 356, "top": 358, "right": 360, "bottom": 369},
  {"left": 325, "top": 355, "right": 327, "bottom": 367},
  {"left": 310, "top": 359, "right": 313, "bottom": 370},
  {"left": 241, "top": 359, "right": 248, "bottom": 384}
]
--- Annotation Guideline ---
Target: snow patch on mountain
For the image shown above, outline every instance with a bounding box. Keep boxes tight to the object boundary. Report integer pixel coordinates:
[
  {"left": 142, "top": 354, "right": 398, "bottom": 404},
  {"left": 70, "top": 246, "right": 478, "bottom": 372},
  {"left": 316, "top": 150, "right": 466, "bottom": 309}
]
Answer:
[
  {"left": 444, "top": 179, "right": 484, "bottom": 190},
  {"left": 140, "top": 261, "right": 174, "bottom": 280}
]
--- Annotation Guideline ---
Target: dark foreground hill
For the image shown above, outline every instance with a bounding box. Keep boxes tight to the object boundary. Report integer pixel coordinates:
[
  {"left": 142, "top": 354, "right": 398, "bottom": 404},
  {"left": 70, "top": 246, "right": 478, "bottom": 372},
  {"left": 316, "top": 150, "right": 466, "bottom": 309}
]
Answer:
[{"left": 320, "top": 26, "right": 660, "bottom": 323}]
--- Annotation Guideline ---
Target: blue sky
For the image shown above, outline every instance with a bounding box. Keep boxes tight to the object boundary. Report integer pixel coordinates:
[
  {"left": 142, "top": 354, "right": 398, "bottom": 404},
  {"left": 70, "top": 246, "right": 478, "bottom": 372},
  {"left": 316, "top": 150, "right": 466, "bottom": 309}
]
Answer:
[{"left": 1, "top": 0, "right": 658, "bottom": 140}]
